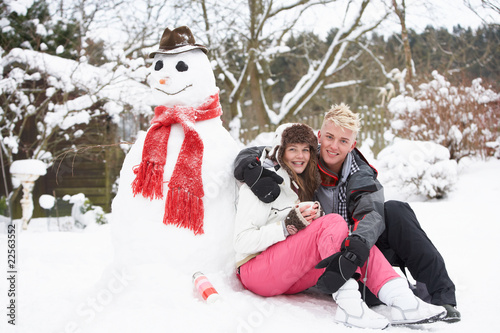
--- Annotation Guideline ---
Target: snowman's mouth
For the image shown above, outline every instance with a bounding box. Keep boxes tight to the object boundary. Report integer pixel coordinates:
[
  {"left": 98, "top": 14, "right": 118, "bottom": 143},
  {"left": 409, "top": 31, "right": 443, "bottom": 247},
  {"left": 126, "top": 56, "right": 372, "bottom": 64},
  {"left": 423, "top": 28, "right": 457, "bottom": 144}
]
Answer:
[{"left": 155, "top": 84, "right": 193, "bottom": 95}]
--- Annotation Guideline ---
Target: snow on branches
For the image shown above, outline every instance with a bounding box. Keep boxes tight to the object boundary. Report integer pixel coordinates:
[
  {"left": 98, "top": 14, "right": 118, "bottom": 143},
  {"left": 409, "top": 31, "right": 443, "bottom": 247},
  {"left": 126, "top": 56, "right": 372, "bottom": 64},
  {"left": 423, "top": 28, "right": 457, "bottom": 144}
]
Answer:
[{"left": 387, "top": 71, "right": 500, "bottom": 161}]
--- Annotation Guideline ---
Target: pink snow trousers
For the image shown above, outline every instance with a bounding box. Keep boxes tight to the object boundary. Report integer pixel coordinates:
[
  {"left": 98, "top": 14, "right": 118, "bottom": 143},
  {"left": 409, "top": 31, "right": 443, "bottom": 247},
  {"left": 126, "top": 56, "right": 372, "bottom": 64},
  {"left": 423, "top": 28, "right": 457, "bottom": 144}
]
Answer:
[{"left": 238, "top": 213, "right": 400, "bottom": 297}]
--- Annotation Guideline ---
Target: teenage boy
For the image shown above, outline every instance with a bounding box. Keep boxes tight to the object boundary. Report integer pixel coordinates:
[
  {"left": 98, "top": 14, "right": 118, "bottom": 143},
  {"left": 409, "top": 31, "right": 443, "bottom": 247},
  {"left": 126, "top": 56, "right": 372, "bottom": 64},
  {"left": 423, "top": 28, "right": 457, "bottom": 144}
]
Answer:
[{"left": 233, "top": 103, "right": 460, "bottom": 322}]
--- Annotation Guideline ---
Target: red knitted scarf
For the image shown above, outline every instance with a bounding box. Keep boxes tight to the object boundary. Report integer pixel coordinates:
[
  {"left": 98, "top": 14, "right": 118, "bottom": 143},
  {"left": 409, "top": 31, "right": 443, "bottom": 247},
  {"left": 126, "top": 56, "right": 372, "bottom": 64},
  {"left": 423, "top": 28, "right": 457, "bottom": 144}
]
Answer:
[{"left": 131, "top": 93, "right": 222, "bottom": 235}]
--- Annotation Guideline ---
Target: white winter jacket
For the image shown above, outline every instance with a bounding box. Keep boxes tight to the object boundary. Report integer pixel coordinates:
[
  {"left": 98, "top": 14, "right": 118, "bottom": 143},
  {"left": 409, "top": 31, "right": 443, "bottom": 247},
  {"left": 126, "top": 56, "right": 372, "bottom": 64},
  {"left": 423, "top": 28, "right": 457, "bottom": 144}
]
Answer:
[{"left": 233, "top": 163, "right": 301, "bottom": 267}]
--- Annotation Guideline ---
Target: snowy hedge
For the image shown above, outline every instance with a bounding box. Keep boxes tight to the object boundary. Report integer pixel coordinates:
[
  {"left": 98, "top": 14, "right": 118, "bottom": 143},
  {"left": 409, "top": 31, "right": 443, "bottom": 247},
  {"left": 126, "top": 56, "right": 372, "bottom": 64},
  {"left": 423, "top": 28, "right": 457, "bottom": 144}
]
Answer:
[
  {"left": 387, "top": 71, "right": 500, "bottom": 161},
  {"left": 377, "top": 139, "right": 458, "bottom": 199}
]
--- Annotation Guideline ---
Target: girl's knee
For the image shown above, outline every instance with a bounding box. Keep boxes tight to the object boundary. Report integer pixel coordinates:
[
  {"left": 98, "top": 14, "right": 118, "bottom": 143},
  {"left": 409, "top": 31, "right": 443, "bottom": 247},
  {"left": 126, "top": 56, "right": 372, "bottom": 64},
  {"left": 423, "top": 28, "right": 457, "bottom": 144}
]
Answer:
[{"left": 314, "top": 214, "right": 348, "bottom": 233}]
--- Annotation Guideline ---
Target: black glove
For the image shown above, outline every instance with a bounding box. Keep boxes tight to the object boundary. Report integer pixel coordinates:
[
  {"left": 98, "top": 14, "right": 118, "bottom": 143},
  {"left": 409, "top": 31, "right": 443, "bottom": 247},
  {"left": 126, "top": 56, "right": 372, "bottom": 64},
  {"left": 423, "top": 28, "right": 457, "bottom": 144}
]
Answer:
[
  {"left": 314, "top": 236, "right": 370, "bottom": 294},
  {"left": 243, "top": 159, "right": 283, "bottom": 203}
]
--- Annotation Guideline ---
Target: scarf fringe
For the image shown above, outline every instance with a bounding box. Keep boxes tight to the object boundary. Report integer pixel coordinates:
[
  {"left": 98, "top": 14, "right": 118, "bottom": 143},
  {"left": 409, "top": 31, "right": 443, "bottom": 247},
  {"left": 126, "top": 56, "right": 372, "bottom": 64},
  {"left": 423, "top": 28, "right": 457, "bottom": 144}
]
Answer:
[
  {"left": 132, "top": 161, "right": 165, "bottom": 200},
  {"left": 164, "top": 188, "right": 204, "bottom": 235}
]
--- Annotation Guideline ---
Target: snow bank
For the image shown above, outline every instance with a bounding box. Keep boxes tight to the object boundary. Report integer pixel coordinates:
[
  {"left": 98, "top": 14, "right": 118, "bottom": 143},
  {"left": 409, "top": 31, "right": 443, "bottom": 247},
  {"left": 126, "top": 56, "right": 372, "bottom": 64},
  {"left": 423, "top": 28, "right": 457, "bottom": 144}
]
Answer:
[
  {"left": 3, "top": 158, "right": 499, "bottom": 332},
  {"left": 377, "top": 139, "right": 457, "bottom": 199}
]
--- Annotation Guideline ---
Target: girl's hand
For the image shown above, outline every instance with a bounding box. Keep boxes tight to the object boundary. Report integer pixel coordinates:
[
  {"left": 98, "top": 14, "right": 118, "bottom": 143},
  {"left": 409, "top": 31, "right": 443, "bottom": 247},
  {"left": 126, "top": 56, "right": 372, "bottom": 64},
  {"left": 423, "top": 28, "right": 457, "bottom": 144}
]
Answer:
[
  {"left": 298, "top": 202, "right": 319, "bottom": 223},
  {"left": 284, "top": 202, "right": 321, "bottom": 236},
  {"left": 286, "top": 224, "right": 298, "bottom": 235}
]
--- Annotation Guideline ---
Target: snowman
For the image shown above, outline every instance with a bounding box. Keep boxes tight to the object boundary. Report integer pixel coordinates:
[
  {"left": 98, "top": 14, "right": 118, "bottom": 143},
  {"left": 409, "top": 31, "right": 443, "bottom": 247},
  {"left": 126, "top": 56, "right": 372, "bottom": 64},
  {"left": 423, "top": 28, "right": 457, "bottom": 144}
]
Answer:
[{"left": 109, "top": 26, "right": 240, "bottom": 299}]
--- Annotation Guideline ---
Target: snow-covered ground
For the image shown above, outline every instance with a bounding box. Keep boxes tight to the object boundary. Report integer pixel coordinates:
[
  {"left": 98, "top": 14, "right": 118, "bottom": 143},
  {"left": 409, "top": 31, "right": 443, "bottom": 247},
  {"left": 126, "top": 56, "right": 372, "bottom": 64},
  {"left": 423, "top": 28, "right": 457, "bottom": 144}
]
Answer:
[{"left": 1, "top": 156, "right": 499, "bottom": 333}]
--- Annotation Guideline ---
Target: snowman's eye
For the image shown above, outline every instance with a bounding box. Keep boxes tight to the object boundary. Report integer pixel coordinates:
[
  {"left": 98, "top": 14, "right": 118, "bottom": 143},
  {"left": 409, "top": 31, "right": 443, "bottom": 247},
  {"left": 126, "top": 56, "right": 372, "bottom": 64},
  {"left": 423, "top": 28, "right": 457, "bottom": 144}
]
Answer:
[
  {"left": 176, "top": 61, "right": 188, "bottom": 72},
  {"left": 154, "top": 61, "right": 163, "bottom": 71}
]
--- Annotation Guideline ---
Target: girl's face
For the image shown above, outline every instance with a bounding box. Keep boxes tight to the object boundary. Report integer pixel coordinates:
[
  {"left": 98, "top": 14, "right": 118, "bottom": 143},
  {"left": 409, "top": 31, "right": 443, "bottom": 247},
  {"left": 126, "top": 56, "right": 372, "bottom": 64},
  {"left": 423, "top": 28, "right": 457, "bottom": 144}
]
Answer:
[{"left": 283, "top": 143, "right": 311, "bottom": 175}]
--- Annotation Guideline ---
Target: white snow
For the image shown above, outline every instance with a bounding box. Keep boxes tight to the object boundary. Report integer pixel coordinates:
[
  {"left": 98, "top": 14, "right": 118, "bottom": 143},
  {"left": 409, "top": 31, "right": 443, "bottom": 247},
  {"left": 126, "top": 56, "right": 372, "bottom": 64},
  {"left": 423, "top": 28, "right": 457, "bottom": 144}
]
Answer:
[
  {"left": 376, "top": 139, "right": 457, "bottom": 199},
  {"left": 4, "top": 0, "right": 34, "bottom": 16},
  {"left": 38, "top": 195, "right": 55, "bottom": 210},
  {"left": 1, "top": 152, "right": 499, "bottom": 332},
  {"left": 9, "top": 159, "right": 47, "bottom": 176}
]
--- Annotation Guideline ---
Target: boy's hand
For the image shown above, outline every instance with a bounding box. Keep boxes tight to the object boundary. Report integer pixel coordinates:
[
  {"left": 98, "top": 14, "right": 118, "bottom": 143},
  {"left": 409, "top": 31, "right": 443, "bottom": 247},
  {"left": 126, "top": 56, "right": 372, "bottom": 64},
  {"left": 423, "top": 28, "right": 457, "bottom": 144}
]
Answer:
[
  {"left": 314, "top": 236, "right": 369, "bottom": 294},
  {"left": 243, "top": 160, "right": 283, "bottom": 203}
]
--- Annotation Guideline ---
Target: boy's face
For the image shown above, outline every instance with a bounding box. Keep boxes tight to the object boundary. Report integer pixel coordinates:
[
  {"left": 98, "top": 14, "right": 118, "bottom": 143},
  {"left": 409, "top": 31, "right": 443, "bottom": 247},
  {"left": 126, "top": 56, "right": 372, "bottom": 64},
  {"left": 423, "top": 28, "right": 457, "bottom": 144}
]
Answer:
[{"left": 318, "top": 120, "right": 357, "bottom": 174}]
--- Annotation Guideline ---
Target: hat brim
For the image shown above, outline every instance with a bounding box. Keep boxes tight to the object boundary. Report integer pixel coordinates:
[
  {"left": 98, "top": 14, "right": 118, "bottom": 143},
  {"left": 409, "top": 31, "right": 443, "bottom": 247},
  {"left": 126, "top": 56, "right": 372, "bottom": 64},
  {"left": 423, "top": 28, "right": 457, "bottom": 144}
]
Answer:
[{"left": 149, "top": 44, "right": 208, "bottom": 58}]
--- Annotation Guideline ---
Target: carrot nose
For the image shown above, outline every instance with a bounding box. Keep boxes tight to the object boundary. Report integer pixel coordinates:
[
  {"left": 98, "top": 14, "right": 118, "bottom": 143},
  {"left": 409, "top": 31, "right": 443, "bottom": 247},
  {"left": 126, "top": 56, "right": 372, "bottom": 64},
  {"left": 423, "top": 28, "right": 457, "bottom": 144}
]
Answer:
[{"left": 159, "top": 78, "right": 167, "bottom": 84}]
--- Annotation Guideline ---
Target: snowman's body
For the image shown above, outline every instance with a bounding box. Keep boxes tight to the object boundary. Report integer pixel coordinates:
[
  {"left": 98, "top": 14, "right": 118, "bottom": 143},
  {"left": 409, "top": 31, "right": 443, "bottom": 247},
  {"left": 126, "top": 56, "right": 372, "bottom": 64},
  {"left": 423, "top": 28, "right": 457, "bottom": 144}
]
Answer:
[{"left": 110, "top": 47, "right": 239, "bottom": 292}]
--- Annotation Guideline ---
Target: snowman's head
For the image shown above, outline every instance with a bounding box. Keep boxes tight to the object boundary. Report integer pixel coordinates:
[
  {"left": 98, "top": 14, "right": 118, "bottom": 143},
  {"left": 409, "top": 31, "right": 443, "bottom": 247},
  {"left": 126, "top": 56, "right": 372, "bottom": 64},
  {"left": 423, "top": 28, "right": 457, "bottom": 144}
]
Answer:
[
  {"left": 149, "top": 50, "right": 217, "bottom": 107},
  {"left": 148, "top": 26, "right": 217, "bottom": 107}
]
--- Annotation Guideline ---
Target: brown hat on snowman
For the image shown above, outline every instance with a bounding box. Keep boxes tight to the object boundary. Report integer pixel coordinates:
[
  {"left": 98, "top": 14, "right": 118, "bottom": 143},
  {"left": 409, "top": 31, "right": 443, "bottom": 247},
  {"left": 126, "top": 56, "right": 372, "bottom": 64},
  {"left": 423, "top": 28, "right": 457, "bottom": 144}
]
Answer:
[{"left": 149, "top": 26, "right": 208, "bottom": 58}]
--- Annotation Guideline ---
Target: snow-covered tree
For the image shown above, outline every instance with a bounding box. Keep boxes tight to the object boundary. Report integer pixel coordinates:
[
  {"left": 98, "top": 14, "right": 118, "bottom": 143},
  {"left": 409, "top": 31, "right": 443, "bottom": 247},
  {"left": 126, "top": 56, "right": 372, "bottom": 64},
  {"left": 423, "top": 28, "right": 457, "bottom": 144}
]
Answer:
[
  {"left": 0, "top": 46, "right": 153, "bottom": 164},
  {"left": 390, "top": 0, "right": 414, "bottom": 85},
  {"left": 178, "top": 0, "right": 391, "bottom": 136}
]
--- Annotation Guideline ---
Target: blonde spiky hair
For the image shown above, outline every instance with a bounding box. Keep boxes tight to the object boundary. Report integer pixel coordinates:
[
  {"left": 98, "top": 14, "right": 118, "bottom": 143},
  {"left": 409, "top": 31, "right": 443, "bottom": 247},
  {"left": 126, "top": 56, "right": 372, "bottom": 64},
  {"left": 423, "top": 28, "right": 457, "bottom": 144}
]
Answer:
[{"left": 322, "top": 103, "right": 360, "bottom": 135}]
